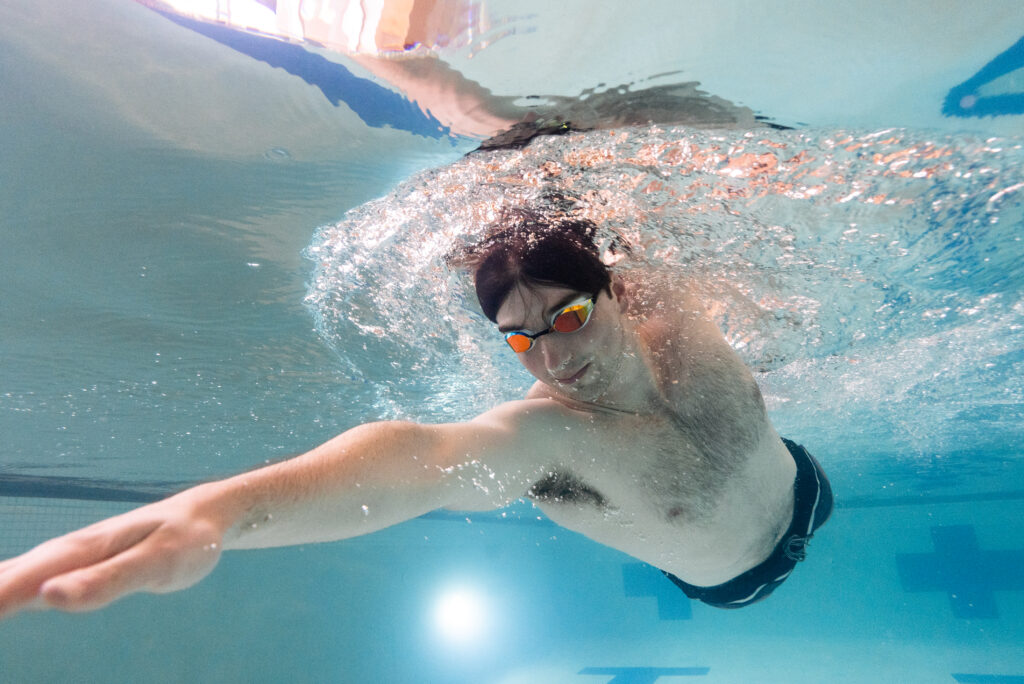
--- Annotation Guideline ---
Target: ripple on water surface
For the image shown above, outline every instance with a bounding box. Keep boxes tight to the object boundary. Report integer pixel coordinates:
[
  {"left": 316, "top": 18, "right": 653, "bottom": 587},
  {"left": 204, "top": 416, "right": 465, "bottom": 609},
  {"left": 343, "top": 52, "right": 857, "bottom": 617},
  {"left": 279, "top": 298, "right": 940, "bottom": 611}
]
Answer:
[{"left": 305, "top": 125, "right": 1024, "bottom": 473}]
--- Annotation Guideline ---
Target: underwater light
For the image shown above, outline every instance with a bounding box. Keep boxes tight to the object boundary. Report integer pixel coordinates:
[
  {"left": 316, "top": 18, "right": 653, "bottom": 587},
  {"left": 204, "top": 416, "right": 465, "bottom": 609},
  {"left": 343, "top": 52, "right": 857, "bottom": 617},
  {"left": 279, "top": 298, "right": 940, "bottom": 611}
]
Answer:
[{"left": 434, "top": 587, "right": 489, "bottom": 644}]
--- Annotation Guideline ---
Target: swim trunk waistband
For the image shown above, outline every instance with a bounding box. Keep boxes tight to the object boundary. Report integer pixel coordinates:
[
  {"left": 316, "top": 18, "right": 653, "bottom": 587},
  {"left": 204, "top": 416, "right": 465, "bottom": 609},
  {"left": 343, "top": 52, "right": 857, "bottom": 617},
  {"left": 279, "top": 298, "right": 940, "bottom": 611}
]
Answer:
[{"left": 662, "top": 438, "right": 833, "bottom": 609}]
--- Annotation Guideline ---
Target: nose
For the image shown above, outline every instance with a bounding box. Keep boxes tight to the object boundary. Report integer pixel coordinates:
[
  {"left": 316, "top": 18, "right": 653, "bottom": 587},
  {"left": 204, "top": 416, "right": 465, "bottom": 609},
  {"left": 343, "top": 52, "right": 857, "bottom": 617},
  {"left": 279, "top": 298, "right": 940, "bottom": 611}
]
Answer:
[{"left": 537, "top": 336, "right": 574, "bottom": 374}]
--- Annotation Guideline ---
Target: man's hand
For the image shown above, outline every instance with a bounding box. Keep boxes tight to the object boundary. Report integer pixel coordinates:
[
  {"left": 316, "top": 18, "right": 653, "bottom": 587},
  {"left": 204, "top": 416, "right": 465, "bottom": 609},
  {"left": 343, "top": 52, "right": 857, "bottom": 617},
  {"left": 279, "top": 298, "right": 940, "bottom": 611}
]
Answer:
[
  {"left": 0, "top": 412, "right": 547, "bottom": 620},
  {"left": 0, "top": 490, "right": 225, "bottom": 619}
]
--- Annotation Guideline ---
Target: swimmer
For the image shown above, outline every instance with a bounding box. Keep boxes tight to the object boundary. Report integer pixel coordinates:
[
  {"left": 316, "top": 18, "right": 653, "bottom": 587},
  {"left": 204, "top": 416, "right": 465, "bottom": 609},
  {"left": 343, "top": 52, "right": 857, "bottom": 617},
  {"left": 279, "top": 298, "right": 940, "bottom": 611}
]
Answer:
[{"left": 0, "top": 208, "right": 831, "bottom": 617}]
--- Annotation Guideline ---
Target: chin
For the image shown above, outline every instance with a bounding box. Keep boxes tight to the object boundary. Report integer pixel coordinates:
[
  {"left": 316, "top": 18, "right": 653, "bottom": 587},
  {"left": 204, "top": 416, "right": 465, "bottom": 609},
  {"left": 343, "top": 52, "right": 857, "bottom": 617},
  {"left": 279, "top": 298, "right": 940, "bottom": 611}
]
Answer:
[{"left": 561, "top": 374, "right": 610, "bottom": 403}]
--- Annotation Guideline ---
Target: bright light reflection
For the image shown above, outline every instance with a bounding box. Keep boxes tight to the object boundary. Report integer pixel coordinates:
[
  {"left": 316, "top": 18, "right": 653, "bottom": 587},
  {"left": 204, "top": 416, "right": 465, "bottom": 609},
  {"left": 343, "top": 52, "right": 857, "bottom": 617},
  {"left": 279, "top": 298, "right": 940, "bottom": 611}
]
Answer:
[{"left": 434, "top": 587, "right": 489, "bottom": 644}]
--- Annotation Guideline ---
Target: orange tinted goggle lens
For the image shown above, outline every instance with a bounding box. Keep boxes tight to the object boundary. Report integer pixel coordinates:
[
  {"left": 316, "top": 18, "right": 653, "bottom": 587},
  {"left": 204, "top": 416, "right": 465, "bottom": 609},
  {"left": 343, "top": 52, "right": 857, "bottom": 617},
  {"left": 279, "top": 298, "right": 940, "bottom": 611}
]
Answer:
[
  {"left": 551, "top": 303, "right": 590, "bottom": 333},
  {"left": 503, "top": 297, "right": 595, "bottom": 352},
  {"left": 505, "top": 333, "right": 534, "bottom": 353}
]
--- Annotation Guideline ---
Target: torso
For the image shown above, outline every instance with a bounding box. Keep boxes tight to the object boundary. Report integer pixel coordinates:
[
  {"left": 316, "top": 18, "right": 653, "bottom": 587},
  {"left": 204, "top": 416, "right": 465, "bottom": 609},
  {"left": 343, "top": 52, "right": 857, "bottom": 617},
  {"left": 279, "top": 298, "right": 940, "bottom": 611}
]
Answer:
[{"left": 518, "top": 274, "right": 797, "bottom": 586}]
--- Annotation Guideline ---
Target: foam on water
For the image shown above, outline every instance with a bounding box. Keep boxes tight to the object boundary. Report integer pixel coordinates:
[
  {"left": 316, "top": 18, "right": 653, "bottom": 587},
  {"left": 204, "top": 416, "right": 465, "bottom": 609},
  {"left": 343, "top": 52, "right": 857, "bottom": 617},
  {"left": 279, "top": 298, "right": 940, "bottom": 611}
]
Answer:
[{"left": 305, "top": 125, "right": 1024, "bottom": 475}]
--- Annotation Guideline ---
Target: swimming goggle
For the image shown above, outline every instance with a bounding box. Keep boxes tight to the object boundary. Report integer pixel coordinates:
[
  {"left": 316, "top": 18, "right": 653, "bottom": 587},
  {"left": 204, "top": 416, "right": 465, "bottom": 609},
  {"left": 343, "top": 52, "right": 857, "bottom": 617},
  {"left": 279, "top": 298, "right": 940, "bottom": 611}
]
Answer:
[{"left": 503, "top": 294, "right": 596, "bottom": 353}]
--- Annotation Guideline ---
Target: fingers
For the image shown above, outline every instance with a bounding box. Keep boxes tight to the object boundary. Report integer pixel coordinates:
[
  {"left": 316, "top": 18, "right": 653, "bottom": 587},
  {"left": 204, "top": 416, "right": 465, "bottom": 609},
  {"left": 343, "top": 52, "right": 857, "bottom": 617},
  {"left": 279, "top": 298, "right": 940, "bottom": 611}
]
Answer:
[
  {"left": 39, "top": 544, "right": 165, "bottom": 612},
  {"left": 40, "top": 522, "right": 223, "bottom": 611},
  {"left": 1, "top": 511, "right": 225, "bottom": 618},
  {"left": 0, "top": 553, "right": 49, "bottom": 619},
  {"left": 0, "top": 515, "right": 160, "bottom": 619}
]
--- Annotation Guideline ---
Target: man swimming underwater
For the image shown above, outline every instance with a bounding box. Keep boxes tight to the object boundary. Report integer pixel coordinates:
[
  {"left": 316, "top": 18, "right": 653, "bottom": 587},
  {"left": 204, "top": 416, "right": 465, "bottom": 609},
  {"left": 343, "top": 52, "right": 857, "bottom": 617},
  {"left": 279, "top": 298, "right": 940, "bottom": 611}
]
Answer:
[{"left": 0, "top": 208, "right": 831, "bottom": 616}]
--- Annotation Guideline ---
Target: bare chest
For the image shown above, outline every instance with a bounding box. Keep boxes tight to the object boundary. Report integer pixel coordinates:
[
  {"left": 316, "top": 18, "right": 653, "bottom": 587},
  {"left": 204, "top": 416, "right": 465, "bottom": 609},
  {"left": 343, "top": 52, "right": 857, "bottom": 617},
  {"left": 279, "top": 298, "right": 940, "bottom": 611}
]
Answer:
[
  {"left": 529, "top": 411, "right": 740, "bottom": 525},
  {"left": 526, "top": 404, "right": 789, "bottom": 583}
]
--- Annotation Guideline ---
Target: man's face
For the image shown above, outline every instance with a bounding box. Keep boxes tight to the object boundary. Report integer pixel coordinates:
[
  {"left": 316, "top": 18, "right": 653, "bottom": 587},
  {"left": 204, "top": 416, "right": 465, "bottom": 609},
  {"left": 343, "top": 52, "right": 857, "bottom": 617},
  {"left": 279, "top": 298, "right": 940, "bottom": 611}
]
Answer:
[{"left": 495, "top": 282, "right": 624, "bottom": 401}]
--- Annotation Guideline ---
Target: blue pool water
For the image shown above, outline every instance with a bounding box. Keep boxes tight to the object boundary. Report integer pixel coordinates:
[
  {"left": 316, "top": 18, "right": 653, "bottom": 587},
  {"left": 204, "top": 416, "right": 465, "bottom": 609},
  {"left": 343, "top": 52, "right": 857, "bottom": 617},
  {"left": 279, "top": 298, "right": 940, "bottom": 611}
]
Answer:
[{"left": 1, "top": 1, "right": 1022, "bottom": 682}]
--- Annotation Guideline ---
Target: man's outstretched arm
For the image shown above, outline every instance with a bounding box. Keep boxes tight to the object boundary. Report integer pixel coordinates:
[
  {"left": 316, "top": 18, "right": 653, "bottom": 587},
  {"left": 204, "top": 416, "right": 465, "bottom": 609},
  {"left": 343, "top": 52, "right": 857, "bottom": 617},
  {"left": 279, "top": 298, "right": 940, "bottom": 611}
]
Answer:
[{"left": 0, "top": 403, "right": 554, "bottom": 619}]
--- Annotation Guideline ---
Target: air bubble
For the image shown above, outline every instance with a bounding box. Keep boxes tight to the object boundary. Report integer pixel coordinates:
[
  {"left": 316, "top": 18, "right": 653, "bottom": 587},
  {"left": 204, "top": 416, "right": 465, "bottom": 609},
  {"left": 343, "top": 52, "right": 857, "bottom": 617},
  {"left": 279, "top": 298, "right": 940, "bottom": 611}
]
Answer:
[{"left": 264, "top": 147, "right": 291, "bottom": 161}]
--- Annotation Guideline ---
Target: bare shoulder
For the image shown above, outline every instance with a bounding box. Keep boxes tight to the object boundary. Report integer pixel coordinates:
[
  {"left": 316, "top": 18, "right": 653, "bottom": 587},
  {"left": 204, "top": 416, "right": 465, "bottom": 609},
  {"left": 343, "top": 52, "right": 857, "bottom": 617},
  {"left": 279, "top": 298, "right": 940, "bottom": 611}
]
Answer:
[
  {"left": 433, "top": 398, "right": 585, "bottom": 511},
  {"left": 621, "top": 270, "right": 733, "bottom": 363},
  {"left": 620, "top": 270, "right": 702, "bottom": 326},
  {"left": 467, "top": 396, "right": 581, "bottom": 434}
]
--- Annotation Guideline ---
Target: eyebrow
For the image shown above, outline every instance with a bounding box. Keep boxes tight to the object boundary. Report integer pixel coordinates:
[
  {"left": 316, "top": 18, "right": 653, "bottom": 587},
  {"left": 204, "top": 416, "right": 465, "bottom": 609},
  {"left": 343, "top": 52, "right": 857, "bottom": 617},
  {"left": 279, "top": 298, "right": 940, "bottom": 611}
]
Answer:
[{"left": 497, "top": 293, "right": 585, "bottom": 333}]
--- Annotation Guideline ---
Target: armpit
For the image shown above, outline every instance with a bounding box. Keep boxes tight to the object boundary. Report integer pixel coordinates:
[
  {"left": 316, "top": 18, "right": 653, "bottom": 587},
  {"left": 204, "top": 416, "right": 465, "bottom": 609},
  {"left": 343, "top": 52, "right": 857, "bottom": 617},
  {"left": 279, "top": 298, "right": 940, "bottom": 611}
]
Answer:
[{"left": 528, "top": 470, "right": 607, "bottom": 508}]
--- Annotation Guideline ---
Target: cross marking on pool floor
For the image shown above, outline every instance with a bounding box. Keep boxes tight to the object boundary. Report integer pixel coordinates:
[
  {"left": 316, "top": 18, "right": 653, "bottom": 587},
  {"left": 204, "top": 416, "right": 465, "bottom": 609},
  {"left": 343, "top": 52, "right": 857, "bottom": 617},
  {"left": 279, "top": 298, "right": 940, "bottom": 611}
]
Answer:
[
  {"left": 896, "top": 524, "right": 1024, "bottom": 618},
  {"left": 579, "top": 666, "right": 709, "bottom": 683},
  {"left": 621, "top": 563, "right": 692, "bottom": 620}
]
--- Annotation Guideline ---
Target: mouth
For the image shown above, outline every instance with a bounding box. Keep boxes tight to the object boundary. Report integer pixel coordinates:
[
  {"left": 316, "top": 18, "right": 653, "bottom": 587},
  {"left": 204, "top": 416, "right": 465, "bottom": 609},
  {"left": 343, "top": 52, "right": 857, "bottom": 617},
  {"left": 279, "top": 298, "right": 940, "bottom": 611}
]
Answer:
[{"left": 553, "top": 363, "right": 590, "bottom": 385}]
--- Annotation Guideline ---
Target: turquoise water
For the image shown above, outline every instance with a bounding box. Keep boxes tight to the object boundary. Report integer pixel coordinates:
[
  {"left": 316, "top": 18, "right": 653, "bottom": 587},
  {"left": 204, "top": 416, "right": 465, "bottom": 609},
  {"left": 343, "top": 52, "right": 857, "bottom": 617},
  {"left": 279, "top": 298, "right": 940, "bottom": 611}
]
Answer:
[{"left": 1, "top": 1, "right": 1023, "bottom": 682}]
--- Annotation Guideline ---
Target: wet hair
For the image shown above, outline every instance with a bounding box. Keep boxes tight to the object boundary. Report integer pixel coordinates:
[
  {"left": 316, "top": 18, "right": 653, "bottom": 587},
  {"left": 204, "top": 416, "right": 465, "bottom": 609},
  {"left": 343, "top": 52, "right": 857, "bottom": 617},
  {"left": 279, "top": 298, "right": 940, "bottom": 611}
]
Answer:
[{"left": 467, "top": 208, "right": 612, "bottom": 322}]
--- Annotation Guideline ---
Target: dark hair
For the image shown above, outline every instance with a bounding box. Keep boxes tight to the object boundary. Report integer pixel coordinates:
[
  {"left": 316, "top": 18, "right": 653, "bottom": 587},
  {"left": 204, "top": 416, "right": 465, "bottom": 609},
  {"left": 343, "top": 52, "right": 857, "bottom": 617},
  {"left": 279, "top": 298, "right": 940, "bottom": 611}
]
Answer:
[{"left": 468, "top": 208, "right": 612, "bottom": 322}]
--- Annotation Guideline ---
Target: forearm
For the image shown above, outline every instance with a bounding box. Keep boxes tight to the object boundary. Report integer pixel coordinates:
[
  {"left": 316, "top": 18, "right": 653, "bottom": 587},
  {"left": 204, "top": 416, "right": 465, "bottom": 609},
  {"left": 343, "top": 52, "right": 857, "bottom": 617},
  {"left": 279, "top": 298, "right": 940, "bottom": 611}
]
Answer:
[
  {"left": 188, "top": 421, "right": 453, "bottom": 551},
  {"left": 0, "top": 409, "right": 533, "bottom": 617}
]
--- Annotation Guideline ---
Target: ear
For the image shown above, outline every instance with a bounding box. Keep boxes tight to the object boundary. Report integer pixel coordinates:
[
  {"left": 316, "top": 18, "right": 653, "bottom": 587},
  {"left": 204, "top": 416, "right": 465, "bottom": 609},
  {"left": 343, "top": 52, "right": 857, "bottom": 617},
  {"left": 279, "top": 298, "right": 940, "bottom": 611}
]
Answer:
[{"left": 610, "top": 276, "right": 629, "bottom": 313}]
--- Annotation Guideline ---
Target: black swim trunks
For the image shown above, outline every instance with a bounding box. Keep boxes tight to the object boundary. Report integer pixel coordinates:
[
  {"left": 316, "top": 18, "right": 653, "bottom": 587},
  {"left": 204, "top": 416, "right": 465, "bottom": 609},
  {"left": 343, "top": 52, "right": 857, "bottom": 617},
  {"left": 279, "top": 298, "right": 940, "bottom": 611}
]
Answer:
[{"left": 663, "top": 438, "right": 833, "bottom": 609}]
